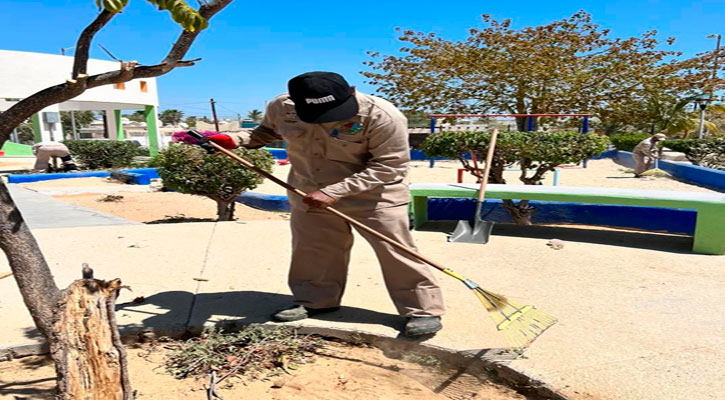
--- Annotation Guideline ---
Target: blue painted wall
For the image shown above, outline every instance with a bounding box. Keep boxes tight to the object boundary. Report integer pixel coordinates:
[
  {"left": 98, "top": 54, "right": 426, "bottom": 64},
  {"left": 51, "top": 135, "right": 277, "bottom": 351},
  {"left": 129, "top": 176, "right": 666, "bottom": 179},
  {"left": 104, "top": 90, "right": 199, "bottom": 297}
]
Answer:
[
  {"left": 426, "top": 198, "right": 696, "bottom": 235},
  {"left": 612, "top": 151, "right": 725, "bottom": 191}
]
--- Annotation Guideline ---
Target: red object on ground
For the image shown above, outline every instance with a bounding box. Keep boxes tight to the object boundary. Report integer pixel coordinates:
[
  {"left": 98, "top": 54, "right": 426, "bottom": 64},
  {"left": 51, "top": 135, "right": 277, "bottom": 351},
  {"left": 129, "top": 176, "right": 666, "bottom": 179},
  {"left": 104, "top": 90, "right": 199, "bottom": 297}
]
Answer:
[
  {"left": 0, "top": 150, "right": 4, "bottom": 156},
  {"left": 457, "top": 168, "right": 483, "bottom": 183},
  {"left": 276, "top": 158, "right": 290, "bottom": 165},
  {"left": 207, "top": 134, "right": 236, "bottom": 149}
]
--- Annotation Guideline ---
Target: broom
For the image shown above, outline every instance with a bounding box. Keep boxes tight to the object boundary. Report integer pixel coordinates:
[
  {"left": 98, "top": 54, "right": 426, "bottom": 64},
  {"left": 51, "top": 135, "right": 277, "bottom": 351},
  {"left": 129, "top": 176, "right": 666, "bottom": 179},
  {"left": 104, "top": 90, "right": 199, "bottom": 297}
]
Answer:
[
  {"left": 639, "top": 157, "right": 671, "bottom": 178},
  {"left": 187, "top": 131, "right": 557, "bottom": 351}
]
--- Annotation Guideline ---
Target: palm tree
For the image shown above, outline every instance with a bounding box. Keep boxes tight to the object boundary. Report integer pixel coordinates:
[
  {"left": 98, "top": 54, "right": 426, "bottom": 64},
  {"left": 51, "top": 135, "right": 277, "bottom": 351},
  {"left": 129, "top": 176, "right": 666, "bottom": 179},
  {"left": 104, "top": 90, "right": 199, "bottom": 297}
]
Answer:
[
  {"left": 160, "top": 109, "right": 185, "bottom": 126},
  {"left": 247, "top": 109, "right": 263, "bottom": 123},
  {"left": 645, "top": 95, "right": 721, "bottom": 138}
]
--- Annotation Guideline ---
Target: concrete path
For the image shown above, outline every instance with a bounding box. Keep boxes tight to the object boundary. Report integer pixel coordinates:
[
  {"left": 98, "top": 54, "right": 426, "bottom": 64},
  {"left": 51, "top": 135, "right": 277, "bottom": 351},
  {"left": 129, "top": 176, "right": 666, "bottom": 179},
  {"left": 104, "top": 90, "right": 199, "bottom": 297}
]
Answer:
[
  {"left": 1, "top": 221, "right": 723, "bottom": 400},
  {"left": 6, "top": 184, "right": 139, "bottom": 229}
]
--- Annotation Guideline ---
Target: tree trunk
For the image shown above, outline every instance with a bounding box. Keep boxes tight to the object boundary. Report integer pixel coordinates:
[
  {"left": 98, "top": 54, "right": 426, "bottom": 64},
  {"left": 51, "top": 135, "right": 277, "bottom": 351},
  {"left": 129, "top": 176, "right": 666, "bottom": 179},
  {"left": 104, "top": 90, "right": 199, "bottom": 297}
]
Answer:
[
  {"left": 216, "top": 199, "right": 235, "bottom": 221},
  {"left": 1, "top": 182, "right": 132, "bottom": 399},
  {"left": 0, "top": 181, "right": 60, "bottom": 338},
  {"left": 51, "top": 270, "right": 133, "bottom": 400},
  {"left": 503, "top": 199, "right": 534, "bottom": 225}
]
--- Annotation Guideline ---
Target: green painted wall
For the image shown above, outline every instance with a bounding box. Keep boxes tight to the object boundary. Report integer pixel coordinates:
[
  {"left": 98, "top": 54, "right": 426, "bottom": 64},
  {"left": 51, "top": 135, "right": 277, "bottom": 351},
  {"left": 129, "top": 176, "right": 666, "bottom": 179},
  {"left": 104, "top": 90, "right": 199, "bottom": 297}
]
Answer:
[
  {"left": 1, "top": 141, "right": 34, "bottom": 156},
  {"left": 115, "top": 110, "right": 125, "bottom": 140},
  {"left": 31, "top": 114, "right": 42, "bottom": 143},
  {"left": 145, "top": 105, "right": 159, "bottom": 156}
]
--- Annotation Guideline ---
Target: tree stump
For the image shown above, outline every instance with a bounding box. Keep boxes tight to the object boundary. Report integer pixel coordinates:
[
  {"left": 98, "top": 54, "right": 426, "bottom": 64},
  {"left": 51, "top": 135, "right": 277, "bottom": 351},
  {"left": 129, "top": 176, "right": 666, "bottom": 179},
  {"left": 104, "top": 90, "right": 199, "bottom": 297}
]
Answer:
[{"left": 50, "top": 266, "right": 133, "bottom": 400}]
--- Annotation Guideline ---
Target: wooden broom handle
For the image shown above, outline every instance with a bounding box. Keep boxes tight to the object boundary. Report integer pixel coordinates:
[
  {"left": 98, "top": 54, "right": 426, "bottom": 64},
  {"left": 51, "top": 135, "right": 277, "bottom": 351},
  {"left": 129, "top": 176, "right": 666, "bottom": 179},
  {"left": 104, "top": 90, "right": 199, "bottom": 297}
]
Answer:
[
  {"left": 206, "top": 142, "right": 451, "bottom": 273},
  {"left": 476, "top": 128, "right": 499, "bottom": 203}
]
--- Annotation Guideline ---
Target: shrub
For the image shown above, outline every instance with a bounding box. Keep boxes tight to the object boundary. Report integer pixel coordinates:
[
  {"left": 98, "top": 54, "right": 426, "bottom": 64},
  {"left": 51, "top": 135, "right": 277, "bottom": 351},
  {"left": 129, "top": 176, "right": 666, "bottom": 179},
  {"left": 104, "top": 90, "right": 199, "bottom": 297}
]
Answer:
[
  {"left": 609, "top": 133, "right": 650, "bottom": 152},
  {"left": 663, "top": 138, "right": 725, "bottom": 170},
  {"left": 151, "top": 141, "right": 274, "bottom": 221},
  {"left": 421, "top": 131, "right": 609, "bottom": 224},
  {"left": 64, "top": 140, "right": 138, "bottom": 169}
]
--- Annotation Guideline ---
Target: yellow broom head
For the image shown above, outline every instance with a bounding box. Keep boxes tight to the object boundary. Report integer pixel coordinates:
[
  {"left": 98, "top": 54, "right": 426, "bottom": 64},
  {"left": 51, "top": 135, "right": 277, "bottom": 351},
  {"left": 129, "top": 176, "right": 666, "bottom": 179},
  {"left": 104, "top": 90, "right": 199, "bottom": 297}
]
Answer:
[
  {"left": 639, "top": 168, "right": 672, "bottom": 178},
  {"left": 473, "top": 288, "right": 557, "bottom": 351}
]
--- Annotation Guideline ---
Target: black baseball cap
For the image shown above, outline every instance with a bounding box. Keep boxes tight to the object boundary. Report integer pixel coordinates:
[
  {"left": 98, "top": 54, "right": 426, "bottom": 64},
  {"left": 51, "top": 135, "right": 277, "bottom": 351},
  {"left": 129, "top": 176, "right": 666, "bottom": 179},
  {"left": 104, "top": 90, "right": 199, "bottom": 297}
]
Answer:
[{"left": 288, "top": 72, "right": 359, "bottom": 124}]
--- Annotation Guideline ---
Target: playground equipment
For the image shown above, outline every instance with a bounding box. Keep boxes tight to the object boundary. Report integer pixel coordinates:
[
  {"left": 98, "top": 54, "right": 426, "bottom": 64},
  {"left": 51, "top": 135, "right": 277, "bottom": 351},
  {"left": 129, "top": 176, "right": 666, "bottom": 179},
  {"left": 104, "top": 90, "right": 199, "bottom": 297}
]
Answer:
[{"left": 427, "top": 113, "right": 593, "bottom": 168}]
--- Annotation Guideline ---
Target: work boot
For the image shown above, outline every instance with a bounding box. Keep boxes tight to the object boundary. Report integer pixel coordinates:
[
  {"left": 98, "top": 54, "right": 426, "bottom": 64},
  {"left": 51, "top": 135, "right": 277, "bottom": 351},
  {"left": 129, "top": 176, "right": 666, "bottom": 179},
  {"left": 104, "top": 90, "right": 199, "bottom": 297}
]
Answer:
[
  {"left": 404, "top": 316, "right": 442, "bottom": 337},
  {"left": 272, "top": 305, "right": 340, "bottom": 322}
]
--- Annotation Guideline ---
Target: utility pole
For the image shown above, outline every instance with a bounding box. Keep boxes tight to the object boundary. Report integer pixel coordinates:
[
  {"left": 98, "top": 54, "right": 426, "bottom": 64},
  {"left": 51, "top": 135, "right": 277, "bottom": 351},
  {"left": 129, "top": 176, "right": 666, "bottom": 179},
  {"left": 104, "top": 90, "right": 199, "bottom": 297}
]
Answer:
[
  {"left": 210, "top": 98, "right": 220, "bottom": 132},
  {"left": 70, "top": 111, "right": 78, "bottom": 140}
]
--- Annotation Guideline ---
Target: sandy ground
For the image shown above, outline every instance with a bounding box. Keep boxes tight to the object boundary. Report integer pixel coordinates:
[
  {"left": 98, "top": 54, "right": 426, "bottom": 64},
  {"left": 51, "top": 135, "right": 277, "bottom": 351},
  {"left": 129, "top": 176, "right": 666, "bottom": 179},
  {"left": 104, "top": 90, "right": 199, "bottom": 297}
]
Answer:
[
  {"left": 0, "top": 341, "right": 524, "bottom": 400},
  {"left": 18, "top": 177, "right": 123, "bottom": 187},
  {"left": 13, "top": 157, "right": 718, "bottom": 224},
  {"left": 252, "top": 158, "right": 721, "bottom": 196},
  {"left": 51, "top": 191, "right": 288, "bottom": 223},
  {"left": 0, "top": 157, "right": 34, "bottom": 172}
]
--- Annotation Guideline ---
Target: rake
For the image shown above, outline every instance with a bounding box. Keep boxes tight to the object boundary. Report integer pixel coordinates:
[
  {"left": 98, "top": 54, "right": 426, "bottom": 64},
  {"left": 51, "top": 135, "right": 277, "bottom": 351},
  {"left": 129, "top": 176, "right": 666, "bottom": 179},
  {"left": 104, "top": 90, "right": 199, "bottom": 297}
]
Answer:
[{"left": 186, "top": 130, "right": 557, "bottom": 350}]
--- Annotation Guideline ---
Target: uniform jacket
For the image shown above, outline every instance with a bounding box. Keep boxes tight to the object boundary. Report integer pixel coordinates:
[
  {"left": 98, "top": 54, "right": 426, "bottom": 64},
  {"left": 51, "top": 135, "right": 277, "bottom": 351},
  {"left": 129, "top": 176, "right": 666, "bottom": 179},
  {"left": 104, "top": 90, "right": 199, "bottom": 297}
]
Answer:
[{"left": 227, "top": 92, "right": 411, "bottom": 211}]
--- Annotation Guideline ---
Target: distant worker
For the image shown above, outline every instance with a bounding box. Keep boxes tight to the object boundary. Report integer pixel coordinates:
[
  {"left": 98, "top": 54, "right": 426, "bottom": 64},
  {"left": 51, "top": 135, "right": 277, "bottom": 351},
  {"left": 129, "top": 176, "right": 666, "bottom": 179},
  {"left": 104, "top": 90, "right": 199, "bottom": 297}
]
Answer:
[
  {"left": 632, "top": 134, "right": 666, "bottom": 177},
  {"left": 32, "top": 141, "right": 78, "bottom": 173}
]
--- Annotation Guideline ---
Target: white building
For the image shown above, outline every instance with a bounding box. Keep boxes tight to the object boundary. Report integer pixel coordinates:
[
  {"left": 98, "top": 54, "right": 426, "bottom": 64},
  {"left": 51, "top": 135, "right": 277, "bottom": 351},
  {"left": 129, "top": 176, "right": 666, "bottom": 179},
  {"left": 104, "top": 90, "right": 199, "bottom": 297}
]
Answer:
[{"left": 0, "top": 49, "right": 163, "bottom": 155}]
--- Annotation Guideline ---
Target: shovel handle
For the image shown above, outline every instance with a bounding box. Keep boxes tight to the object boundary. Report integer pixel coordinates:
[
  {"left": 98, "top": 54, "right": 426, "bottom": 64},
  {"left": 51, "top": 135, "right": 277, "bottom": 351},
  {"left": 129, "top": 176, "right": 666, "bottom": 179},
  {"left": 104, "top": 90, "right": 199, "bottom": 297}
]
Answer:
[
  {"left": 476, "top": 129, "right": 499, "bottom": 203},
  {"left": 186, "top": 131, "right": 452, "bottom": 273}
]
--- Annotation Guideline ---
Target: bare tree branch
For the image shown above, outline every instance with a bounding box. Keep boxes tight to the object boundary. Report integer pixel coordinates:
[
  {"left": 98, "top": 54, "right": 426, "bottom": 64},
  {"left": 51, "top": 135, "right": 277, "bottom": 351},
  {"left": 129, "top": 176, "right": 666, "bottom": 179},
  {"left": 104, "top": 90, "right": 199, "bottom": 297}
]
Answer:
[
  {"left": 0, "top": 0, "right": 232, "bottom": 146},
  {"left": 164, "top": 0, "right": 233, "bottom": 64},
  {"left": 72, "top": 9, "right": 115, "bottom": 79}
]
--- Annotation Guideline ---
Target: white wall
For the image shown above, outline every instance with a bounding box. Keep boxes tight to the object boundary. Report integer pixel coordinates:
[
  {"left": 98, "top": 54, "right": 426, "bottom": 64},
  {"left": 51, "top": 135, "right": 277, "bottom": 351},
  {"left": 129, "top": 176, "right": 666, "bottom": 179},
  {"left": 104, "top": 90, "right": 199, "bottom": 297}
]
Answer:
[{"left": 0, "top": 50, "right": 159, "bottom": 108}]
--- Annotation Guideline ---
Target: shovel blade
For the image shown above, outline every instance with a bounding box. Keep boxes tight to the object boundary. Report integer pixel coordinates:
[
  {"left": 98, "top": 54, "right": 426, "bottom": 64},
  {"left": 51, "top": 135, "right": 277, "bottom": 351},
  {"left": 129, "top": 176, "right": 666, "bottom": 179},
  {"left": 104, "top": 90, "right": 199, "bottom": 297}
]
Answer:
[{"left": 448, "top": 219, "right": 495, "bottom": 244}]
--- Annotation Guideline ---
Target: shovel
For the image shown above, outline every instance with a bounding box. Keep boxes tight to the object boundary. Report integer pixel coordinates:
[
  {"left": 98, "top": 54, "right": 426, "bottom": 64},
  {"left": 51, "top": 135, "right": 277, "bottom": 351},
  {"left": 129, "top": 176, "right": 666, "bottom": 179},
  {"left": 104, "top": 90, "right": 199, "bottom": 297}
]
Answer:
[{"left": 448, "top": 128, "right": 499, "bottom": 244}]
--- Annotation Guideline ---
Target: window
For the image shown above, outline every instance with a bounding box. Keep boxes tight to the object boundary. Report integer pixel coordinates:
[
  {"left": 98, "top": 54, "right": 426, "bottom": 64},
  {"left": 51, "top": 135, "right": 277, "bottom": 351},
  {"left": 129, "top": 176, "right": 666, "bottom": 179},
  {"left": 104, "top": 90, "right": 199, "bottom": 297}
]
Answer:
[
  {"left": 114, "top": 82, "right": 125, "bottom": 90},
  {"left": 140, "top": 81, "right": 148, "bottom": 93}
]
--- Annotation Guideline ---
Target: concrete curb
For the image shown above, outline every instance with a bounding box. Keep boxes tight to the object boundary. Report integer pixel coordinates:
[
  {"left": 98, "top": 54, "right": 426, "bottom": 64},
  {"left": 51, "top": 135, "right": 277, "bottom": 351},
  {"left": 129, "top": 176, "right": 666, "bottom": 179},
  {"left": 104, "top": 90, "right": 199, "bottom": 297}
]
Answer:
[
  {"left": 610, "top": 150, "right": 725, "bottom": 191},
  {"left": 0, "top": 323, "right": 565, "bottom": 400}
]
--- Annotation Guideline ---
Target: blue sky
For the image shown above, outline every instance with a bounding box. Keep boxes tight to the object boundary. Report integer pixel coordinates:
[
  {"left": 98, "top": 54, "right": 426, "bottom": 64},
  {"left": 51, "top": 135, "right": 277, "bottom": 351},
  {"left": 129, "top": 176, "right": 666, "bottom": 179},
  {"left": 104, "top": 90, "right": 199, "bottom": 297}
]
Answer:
[{"left": 1, "top": 0, "right": 723, "bottom": 118}]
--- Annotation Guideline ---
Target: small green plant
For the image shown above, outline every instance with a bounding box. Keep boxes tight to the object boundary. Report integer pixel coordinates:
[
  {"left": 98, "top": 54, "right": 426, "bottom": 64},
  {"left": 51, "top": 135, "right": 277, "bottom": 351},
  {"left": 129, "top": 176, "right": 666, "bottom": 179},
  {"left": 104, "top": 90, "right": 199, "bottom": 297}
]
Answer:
[
  {"left": 609, "top": 133, "right": 650, "bottom": 152},
  {"left": 165, "top": 325, "right": 321, "bottom": 381},
  {"left": 151, "top": 142, "right": 274, "bottom": 221},
  {"left": 64, "top": 140, "right": 139, "bottom": 169},
  {"left": 421, "top": 131, "right": 609, "bottom": 224}
]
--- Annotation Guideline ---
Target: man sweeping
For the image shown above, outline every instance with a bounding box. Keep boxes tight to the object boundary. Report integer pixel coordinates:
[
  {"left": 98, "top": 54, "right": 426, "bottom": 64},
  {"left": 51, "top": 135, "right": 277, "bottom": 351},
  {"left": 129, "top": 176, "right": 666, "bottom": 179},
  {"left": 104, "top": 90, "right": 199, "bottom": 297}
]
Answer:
[
  {"left": 632, "top": 133, "right": 666, "bottom": 177},
  {"left": 32, "top": 141, "right": 78, "bottom": 173},
  {"left": 207, "top": 72, "right": 445, "bottom": 336}
]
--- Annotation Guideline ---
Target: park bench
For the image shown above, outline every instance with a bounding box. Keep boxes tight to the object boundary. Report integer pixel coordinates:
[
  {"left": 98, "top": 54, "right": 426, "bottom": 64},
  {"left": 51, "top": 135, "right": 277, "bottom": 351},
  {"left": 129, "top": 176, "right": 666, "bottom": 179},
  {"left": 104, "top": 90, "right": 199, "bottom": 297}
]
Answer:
[{"left": 409, "top": 183, "right": 725, "bottom": 255}]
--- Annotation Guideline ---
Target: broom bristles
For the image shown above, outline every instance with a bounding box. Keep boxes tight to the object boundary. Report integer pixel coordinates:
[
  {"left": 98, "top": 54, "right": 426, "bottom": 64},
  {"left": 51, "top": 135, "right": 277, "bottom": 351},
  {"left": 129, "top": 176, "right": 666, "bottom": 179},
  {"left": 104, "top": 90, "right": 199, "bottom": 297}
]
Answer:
[
  {"left": 640, "top": 168, "right": 671, "bottom": 177},
  {"left": 473, "top": 288, "right": 557, "bottom": 350}
]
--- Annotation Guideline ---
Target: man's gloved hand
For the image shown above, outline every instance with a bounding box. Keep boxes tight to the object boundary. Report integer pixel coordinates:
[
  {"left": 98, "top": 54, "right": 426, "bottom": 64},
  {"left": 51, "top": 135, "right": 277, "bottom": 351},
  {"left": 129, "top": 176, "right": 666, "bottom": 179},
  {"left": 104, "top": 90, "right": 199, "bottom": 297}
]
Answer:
[
  {"left": 206, "top": 134, "right": 236, "bottom": 150},
  {"left": 303, "top": 190, "right": 337, "bottom": 209}
]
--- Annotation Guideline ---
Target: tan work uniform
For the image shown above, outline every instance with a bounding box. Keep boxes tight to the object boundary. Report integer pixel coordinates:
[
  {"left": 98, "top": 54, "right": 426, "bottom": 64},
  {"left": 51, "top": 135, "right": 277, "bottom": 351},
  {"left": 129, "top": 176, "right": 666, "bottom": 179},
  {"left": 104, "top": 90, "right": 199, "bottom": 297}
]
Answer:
[
  {"left": 32, "top": 141, "right": 70, "bottom": 172},
  {"left": 632, "top": 138, "right": 659, "bottom": 175},
  {"left": 227, "top": 92, "right": 444, "bottom": 317}
]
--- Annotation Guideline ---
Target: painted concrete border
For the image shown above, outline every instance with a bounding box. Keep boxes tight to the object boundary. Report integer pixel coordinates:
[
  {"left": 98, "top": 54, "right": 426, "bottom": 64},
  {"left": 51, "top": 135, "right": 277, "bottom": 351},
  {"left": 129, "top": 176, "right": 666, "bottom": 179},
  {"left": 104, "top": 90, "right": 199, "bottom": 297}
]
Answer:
[
  {"left": 235, "top": 192, "right": 697, "bottom": 235},
  {"left": 236, "top": 191, "right": 290, "bottom": 212},
  {"left": 610, "top": 150, "right": 725, "bottom": 191},
  {"left": 7, "top": 170, "right": 111, "bottom": 183},
  {"left": 7, "top": 167, "right": 159, "bottom": 185}
]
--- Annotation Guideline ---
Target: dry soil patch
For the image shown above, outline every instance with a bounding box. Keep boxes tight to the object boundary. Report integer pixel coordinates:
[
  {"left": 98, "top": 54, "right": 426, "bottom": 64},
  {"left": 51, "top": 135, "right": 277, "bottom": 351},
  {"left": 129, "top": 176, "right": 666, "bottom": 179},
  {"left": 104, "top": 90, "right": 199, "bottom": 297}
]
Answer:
[{"left": 0, "top": 342, "right": 526, "bottom": 400}]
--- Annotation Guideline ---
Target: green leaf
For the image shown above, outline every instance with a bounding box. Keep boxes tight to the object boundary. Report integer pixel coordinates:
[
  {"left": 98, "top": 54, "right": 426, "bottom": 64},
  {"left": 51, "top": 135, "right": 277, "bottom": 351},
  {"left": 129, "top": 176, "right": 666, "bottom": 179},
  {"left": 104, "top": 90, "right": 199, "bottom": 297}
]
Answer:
[
  {"left": 98, "top": 0, "right": 129, "bottom": 13},
  {"left": 145, "top": 0, "right": 209, "bottom": 32}
]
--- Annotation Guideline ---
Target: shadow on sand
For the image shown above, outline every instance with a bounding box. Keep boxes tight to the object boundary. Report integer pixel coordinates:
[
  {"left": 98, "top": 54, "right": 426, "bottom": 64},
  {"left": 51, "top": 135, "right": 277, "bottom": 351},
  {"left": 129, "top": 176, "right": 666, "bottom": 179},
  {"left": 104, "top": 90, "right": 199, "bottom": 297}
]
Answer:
[{"left": 418, "top": 221, "right": 693, "bottom": 254}]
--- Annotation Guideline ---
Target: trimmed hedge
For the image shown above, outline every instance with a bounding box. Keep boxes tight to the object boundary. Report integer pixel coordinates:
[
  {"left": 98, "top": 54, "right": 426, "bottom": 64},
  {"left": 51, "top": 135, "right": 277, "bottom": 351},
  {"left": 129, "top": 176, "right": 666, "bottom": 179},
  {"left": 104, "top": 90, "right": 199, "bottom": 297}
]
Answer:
[
  {"left": 663, "top": 138, "right": 725, "bottom": 170},
  {"left": 610, "top": 133, "right": 650, "bottom": 152},
  {"left": 64, "top": 140, "right": 138, "bottom": 170}
]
